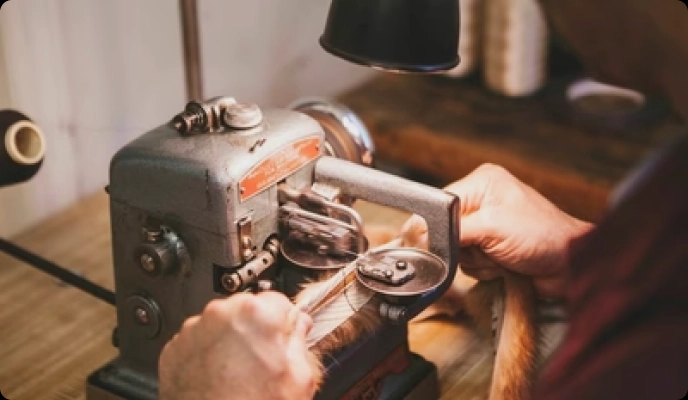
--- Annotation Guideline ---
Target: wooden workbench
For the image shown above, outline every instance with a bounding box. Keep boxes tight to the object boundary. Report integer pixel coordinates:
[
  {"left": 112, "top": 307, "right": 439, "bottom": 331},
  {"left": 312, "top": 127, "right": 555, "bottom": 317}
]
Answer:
[
  {"left": 0, "top": 192, "right": 493, "bottom": 400},
  {"left": 340, "top": 75, "right": 686, "bottom": 221}
]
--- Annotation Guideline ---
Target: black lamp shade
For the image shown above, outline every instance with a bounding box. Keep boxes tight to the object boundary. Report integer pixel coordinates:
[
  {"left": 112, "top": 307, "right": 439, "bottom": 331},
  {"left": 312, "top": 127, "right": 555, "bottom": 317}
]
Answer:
[{"left": 321, "top": 0, "right": 460, "bottom": 73}]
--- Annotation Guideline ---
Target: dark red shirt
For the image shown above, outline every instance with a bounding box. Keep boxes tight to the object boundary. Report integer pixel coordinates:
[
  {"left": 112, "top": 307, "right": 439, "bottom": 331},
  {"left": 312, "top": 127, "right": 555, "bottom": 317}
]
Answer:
[{"left": 534, "top": 137, "right": 688, "bottom": 399}]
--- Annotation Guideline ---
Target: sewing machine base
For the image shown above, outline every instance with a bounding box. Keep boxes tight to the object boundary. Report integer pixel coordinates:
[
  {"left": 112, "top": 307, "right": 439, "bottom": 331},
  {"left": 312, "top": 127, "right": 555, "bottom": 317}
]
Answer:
[{"left": 86, "top": 352, "right": 438, "bottom": 400}]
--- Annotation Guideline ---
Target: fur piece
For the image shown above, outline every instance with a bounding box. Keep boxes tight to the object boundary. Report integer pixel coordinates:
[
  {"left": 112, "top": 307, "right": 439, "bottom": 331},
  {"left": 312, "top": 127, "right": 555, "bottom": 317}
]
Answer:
[
  {"left": 292, "top": 223, "right": 539, "bottom": 400},
  {"left": 398, "top": 218, "right": 539, "bottom": 400},
  {"left": 295, "top": 279, "right": 382, "bottom": 389}
]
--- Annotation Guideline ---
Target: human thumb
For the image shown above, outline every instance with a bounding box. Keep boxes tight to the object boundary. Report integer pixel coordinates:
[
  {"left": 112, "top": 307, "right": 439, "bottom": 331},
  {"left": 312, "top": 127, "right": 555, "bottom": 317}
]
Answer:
[
  {"left": 289, "top": 310, "right": 313, "bottom": 339},
  {"left": 458, "top": 212, "right": 491, "bottom": 247}
]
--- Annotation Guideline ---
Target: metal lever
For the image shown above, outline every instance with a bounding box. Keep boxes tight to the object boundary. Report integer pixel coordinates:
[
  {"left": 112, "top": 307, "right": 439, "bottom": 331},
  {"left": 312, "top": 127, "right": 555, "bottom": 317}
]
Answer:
[{"left": 314, "top": 156, "right": 460, "bottom": 321}]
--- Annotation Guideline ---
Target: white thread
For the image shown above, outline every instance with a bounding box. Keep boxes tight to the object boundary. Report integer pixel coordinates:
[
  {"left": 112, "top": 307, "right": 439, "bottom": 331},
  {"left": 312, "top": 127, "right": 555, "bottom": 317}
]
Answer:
[
  {"left": 306, "top": 282, "right": 374, "bottom": 348},
  {"left": 300, "top": 238, "right": 402, "bottom": 348}
]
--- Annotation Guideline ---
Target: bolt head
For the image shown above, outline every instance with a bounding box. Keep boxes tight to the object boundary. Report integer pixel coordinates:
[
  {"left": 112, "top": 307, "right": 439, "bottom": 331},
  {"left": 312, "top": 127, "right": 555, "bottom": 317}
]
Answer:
[
  {"left": 134, "top": 307, "right": 149, "bottom": 325},
  {"left": 221, "top": 273, "right": 239, "bottom": 292},
  {"left": 140, "top": 253, "right": 157, "bottom": 272}
]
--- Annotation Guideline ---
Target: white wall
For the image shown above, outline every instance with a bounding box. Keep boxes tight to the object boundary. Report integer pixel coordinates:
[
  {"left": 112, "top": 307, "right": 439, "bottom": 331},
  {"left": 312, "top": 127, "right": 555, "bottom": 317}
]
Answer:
[{"left": 0, "top": 0, "right": 375, "bottom": 237}]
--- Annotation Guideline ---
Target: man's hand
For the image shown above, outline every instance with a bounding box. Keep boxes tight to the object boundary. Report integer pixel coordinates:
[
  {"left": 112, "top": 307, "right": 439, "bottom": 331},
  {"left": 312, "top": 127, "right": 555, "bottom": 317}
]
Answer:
[
  {"left": 159, "top": 291, "right": 320, "bottom": 400},
  {"left": 402, "top": 164, "right": 593, "bottom": 299}
]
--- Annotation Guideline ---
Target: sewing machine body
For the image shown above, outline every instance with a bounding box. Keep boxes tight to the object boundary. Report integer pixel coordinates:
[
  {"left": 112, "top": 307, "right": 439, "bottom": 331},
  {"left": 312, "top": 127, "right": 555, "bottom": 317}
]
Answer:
[{"left": 87, "top": 98, "right": 459, "bottom": 400}]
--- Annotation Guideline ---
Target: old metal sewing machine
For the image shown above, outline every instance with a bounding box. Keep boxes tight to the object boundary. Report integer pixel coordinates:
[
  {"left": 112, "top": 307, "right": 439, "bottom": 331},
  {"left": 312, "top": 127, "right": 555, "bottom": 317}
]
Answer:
[
  {"left": 83, "top": 93, "right": 460, "bottom": 400},
  {"left": 86, "top": 1, "right": 462, "bottom": 396}
]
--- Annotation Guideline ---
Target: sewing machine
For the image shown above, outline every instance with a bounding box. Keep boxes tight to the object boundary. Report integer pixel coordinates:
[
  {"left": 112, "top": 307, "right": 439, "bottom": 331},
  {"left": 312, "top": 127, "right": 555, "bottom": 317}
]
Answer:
[{"left": 85, "top": 95, "right": 460, "bottom": 400}]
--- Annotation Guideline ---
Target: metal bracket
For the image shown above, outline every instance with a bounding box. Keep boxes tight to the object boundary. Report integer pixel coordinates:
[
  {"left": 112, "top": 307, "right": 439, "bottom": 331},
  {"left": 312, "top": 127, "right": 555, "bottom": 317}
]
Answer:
[
  {"left": 237, "top": 215, "right": 254, "bottom": 262},
  {"left": 357, "top": 256, "right": 416, "bottom": 286}
]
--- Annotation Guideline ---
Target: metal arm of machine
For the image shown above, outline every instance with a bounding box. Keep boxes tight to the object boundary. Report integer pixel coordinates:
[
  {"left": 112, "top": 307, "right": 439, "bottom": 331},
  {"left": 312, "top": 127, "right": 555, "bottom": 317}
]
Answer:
[{"left": 314, "top": 156, "right": 461, "bottom": 321}]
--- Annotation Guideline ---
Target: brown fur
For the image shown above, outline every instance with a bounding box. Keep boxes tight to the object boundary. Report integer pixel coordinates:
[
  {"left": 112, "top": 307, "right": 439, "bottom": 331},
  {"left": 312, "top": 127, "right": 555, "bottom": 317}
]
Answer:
[
  {"left": 293, "top": 263, "right": 384, "bottom": 387},
  {"left": 293, "top": 224, "right": 538, "bottom": 399},
  {"left": 300, "top": 285, "right": 382, "bottom": 360},
  {"left": 398, "top": 220, "right": 539, "bottom": 400}
]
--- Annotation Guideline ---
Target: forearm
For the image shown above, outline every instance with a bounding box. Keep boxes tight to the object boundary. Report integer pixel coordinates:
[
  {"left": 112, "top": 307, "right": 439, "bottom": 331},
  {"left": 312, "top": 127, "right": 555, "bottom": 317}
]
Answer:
[{"left": 538, "top": 0, "right": 688, "bottom": 119}]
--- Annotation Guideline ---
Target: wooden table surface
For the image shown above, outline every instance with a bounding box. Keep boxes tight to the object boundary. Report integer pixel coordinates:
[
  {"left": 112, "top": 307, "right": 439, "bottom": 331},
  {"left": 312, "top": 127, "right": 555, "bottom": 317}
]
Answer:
[
  {"left": 0, "top": 192, "right": 493, "bottom": 400},
  {"left": 340, "top": 75, "right": 686, "bottom": 221}
]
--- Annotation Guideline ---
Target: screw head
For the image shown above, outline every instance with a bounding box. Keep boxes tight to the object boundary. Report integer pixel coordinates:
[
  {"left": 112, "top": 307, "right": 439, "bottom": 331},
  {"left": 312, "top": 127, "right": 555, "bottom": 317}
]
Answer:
[
  {"left": 142, "top": 227, "right": 163, "bottom": 243},
  {"left": 140, "top": 253, "right": 157, "bottom": 273},
  {"left": 134, "top": 307, "right": 149, "bottom": 325},
  {"left": 221, "top": 273, "right": 240, "bottom": 292}
]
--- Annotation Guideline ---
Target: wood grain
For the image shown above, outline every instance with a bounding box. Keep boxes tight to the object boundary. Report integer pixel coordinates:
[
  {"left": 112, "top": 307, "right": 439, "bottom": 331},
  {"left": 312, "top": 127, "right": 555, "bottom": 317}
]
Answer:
[
  {"left": 339, "top": 74, "right": 686, "bottom": 221},
  {"left": 0, "top": 192, "right": 493, "bottom": 400},
  {"left": 0, "top": 192, "right": 115, "bottom": 400}
]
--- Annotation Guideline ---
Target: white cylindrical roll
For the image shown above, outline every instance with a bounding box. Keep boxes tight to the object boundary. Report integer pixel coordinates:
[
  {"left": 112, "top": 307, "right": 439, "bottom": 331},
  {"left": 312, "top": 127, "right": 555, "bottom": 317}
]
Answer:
[
  {"left": 483, "top": 0, "right": 549, "bottom": 97},
  {"left": 5, "top": 119, "right": 46, "bottom": 166}
]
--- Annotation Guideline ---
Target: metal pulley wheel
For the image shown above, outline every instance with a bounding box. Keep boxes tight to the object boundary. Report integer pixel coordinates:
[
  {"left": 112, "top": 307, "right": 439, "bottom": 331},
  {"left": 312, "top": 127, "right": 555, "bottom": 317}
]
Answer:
[{"left": 290, "top": 98, "right": 374, "bottom": 167}]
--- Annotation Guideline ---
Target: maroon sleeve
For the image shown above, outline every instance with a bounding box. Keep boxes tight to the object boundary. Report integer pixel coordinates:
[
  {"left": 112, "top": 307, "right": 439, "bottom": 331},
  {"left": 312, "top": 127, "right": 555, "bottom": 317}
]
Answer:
[{"left": 533, "top": 137, "right": 688, "bottom": 399}]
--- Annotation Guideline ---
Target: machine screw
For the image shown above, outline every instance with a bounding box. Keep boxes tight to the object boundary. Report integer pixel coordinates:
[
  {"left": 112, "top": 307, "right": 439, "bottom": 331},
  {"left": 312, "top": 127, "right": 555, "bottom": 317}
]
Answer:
[
  {"left": 134, "top": 307, "right": 150, "bottom": 325},
  {"left": 396, "top": 261, "right": 407, "bottom": 270},
  {"left": 221, "top": 273, "right": 240, "bottom": 293},
  {"left": 142, "top": 226, "right": 163, "bottom": 243},
  {"left": 223, "top": 102, "right": 263, "bottom": 129},
  {"left": 172, "top": 101, "right": 208, "bottom": 134},
  {"left": 139, "top": 253, "right": 157, "bottom": 273}
]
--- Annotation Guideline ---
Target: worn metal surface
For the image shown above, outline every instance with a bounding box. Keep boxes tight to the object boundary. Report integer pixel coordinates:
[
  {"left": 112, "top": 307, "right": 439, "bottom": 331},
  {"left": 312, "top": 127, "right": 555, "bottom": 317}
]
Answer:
[
  {"left": 89, "top": 97, "right": 462, "bottom": 400},
  {"left": 0, "top": 192, "right": 494, "bottom": 400},
  {"left": 105, "top": 106, "right": 325, "bottom": 392}
]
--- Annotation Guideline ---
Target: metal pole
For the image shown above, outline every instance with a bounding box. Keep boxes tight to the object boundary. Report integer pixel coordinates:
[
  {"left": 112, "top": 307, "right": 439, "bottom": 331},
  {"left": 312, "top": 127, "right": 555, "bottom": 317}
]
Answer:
[
  {"left": 179, "top": 0, "right": 203, "bottom": 101},
  {"left": 0, "top": 237, "right": 116, "bottom": 306}
]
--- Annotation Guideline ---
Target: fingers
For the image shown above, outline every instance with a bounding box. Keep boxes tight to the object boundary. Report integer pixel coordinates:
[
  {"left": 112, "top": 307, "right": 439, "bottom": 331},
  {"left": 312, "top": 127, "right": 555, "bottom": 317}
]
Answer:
[
  {"left": 443, "top": 164, "right": 498, "bottom": 215},
  {"left": 198, "top": 291, "right": 297, "bottom": 339},
  {"left": 461, "top": 265, "right": 503, "bottom": 281},
  {"left": 458, "top": 212, "right": 493, "bottom": 247},
  {"left": 286, "top": 307, "right": 313, "bottom": 339},
  {"left": 458, "top": 246, "right": 503, "bottom": 281},
  {"left": 400, "top": 214, "right": 428, "bottom": 249}
]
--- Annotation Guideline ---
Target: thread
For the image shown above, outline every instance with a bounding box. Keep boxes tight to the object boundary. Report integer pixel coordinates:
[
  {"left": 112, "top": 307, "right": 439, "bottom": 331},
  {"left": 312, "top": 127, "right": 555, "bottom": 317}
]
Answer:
[{"left": 0, "top": 110, "right": 46, "bottom": 188}]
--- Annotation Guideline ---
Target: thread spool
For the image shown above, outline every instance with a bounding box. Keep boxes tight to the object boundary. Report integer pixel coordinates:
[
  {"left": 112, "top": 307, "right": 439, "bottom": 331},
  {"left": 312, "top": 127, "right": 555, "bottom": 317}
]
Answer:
[
  {"left": 482, "top": 0, "right": 548, "bottom": 97},
  {"left": 0, "top": 110, "right": 46, "bottom": 188}
]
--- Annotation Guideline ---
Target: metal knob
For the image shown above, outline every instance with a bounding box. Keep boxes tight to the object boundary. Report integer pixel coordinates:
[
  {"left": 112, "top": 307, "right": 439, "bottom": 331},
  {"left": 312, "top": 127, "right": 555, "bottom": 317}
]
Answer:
[{"left": 223, "top": 102, "right": 263, "bottom": 129}]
